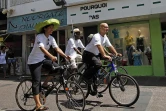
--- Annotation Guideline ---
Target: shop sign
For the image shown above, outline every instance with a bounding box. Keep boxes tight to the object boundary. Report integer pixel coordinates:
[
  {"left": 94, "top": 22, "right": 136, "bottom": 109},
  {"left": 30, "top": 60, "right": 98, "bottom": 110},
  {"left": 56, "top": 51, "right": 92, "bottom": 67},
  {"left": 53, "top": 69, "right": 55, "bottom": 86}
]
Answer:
[
  {"left": 89, "top": 14, "right": 99, "bottom": 20},
  {"left": 10, "top": 0, "right": 41, "bottom": 6},
  {"left": 7, "top": 8, "right": 67, "bottom": 33},
  {"left": 80, "top": 3, "right": 107, "bottom": 11}
]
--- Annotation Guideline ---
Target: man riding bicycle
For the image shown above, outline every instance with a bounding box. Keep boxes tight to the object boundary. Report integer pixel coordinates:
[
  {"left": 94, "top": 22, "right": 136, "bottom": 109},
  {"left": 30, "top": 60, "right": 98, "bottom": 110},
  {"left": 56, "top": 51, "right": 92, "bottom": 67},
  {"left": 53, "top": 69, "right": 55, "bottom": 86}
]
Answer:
[
  {"left": 65, "top": 28, "right": 85, "bottom": 73},
  {"left": 82, "top": 23, "right": 121, "bottom": 95}
]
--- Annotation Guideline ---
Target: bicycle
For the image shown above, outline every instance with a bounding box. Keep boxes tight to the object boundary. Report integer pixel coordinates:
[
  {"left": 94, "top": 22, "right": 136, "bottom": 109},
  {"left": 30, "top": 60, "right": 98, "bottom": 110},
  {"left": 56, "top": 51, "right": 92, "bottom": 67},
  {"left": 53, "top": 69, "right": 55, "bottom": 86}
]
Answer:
[
  {"left": 68, "top": 56, "right": 140, "bottom": 107},
  {"left": 15, "top": 63, "right": 86, "bottom": 111}
]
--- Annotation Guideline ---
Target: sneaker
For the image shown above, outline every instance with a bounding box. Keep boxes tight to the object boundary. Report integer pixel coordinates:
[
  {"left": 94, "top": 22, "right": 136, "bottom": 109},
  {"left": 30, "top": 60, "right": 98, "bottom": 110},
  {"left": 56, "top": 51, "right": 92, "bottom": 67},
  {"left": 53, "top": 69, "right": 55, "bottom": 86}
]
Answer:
[{"left": 90, "top": 84, "right": 97, "bottom": 96}]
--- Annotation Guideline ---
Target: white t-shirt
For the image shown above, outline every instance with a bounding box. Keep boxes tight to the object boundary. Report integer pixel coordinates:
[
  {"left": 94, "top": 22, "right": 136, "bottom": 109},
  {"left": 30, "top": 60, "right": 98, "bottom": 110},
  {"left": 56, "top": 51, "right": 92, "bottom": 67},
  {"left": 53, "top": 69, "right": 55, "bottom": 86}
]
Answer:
[
  {"left": 85, "top": 33, "right": 112, "bottom": 55},
  {"left": 65, "top": 38, "right": 85, "bottom": 59},
  {"left": 0, "top": 51, "right": 6, "bottom": 64},
  {"left": 28, "top": 34, "right": 58, "bottom": 64}
]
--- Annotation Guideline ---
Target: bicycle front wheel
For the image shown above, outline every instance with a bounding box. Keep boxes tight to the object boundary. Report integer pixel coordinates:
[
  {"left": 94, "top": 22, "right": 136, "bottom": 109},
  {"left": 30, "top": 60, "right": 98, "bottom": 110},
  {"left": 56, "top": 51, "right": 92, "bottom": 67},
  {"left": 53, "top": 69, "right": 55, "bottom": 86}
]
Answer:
[
  {"left": 15, "top": 79, "right": 35, "bottom": 111},
  {"left": 109, "top": 74, "right": 140, "bottom": 107},
  {"left": 56, "top": 81, "right": 86, "bottom": 111}
]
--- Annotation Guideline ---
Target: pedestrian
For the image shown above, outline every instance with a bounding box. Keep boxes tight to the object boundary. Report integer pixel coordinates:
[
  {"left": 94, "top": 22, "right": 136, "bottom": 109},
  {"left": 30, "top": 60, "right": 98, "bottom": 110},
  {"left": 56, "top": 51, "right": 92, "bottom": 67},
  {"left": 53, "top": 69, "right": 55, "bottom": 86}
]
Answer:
[
  {"left": 27, "top": 18, "right": 70, "bottom": 111},
  {"left": 6, "top": 46, "right": 16, "bottom": 75},
  {"left": 0, "top": 46, "right": 8, "bottom": 78}
]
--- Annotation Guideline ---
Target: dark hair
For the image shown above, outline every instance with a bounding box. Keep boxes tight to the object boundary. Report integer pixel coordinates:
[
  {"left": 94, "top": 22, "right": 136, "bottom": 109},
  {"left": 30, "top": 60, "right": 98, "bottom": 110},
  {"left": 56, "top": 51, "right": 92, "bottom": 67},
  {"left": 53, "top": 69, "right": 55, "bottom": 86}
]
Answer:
[
  {"left": 39, "top": 24, "right": 54, "bottom": 34},
  {"left": 1, "top": 46, "right": 6, "bottom": 50}
]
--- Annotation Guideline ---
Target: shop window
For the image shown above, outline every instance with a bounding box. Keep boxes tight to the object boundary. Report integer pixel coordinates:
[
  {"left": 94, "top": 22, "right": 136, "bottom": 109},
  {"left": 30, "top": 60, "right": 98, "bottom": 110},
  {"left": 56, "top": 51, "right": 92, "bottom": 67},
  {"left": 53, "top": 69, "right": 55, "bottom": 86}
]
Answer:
[
  {"left": 83, "top": 26, "right": 98, "bottom": 45},
  {"left": 5, "top": 35, "right": 22, "bottom": 57},
  {"left": 109, "top": 23, "right": 152, "bottom": 66}
]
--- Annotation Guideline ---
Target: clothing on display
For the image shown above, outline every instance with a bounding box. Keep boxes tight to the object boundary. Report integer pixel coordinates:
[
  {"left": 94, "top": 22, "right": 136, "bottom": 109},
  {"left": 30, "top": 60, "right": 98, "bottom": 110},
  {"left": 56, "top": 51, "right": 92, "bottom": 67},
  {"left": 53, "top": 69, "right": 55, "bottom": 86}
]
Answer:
[
  {"left": 133, "top": 50, "right": 142, "bottom": 66},
  {"left": 112, "top": 28, "right": 119, "bottom": 38},
  {"left": 110, "top": 23, "right": 151, "bottom": 66},
  {"left": 136, "top": 37, "right": 144, "bottom": 52},
  {"left": 163, "top": 38, "right": 166, "bottom": 57},
  {"left": 125, "top": 31, "right": 134, "bottom": 46},
  {"left": 126, "top": 45, "right": 134, "bottom": 65},
  {"left": 144, "top": 46, "right": 152, "bottom": 65}
]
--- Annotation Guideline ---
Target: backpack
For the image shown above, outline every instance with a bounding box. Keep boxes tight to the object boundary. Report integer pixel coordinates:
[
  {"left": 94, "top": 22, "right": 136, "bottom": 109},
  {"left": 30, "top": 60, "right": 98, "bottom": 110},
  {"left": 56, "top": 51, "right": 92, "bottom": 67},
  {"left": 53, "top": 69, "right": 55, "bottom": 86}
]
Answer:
[{"left": 87, "top": 34, "right": 94, "bottom": 44}]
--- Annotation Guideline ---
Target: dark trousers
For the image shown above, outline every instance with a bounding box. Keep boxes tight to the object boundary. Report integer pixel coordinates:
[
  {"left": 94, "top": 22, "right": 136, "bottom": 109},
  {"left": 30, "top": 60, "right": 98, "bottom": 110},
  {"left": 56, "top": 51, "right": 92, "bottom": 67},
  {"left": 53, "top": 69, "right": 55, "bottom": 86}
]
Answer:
[
  {"left": 28, "top": 59, "right": 59, "bottom": 95},
  {"left": 82, "top": 51, "right": 102, "bottom": 80}
]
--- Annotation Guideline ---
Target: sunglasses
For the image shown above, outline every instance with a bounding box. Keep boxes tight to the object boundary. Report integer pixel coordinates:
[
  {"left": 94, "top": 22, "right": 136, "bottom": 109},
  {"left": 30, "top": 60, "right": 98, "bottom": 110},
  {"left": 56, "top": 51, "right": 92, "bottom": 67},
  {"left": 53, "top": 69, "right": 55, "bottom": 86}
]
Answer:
[{"left": 47, "top": 38, "right": 49, "bottom": 45}]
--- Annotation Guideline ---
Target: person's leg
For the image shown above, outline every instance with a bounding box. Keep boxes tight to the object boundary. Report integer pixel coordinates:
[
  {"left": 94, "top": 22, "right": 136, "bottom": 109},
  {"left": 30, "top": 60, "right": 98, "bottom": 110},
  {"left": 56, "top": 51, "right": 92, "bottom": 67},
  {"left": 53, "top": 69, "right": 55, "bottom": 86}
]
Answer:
[
  {"left": 29, "top": 62, "right": 45, "bottom": 109},
  {"left": 12, "top": 59, "right": 16, "bottom": 75},
  {"left": 42, "top": 60, "right": 59, "bottom": 88},
  {"left": 3, "top": 64, "right": 8, "bottom": 78},
  {"left": 7, "top": 63, "right": 11, "bottom": 75},
  {"left": 70, "top": 57, "right": 77, "bottom": 74}
]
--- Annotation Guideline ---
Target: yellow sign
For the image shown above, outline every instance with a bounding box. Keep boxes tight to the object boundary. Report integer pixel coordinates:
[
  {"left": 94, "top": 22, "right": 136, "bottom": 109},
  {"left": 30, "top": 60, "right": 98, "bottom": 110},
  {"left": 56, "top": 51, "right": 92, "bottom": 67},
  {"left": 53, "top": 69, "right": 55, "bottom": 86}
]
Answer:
[{"left": 0, "top": 37, "right": 3, "bottom": 42}]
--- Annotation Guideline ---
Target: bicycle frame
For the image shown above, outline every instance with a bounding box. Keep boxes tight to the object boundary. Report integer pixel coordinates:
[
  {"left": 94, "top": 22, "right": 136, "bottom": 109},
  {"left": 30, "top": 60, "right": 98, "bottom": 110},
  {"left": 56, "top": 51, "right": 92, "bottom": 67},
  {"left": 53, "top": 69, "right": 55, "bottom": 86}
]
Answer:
[{"left": 98, "top": 59, "right": 118, "bottom": 80}]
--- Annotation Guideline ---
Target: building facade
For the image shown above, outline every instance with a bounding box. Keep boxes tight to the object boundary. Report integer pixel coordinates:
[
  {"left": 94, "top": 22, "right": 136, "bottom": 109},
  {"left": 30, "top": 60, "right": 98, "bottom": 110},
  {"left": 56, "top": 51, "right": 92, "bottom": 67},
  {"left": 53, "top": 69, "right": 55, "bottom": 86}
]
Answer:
[{"left": 5, "top": 0, "right": 166, "bottom": 76}]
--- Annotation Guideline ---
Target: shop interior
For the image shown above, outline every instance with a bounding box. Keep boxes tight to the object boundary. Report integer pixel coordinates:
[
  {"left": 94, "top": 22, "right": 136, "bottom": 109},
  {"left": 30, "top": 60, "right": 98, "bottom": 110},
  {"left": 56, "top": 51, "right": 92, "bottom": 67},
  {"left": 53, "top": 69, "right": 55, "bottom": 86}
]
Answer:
[{"left": 109, "top": 23, "right": 152, "bottom": 66}]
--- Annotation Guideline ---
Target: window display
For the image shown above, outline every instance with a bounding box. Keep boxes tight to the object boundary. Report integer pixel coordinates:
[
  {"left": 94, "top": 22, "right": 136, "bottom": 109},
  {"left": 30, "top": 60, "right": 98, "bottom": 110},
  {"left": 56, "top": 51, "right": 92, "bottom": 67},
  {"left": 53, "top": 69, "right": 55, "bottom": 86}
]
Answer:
[{"left": 109, "top": 23, "right": 151, "bottom": 66}]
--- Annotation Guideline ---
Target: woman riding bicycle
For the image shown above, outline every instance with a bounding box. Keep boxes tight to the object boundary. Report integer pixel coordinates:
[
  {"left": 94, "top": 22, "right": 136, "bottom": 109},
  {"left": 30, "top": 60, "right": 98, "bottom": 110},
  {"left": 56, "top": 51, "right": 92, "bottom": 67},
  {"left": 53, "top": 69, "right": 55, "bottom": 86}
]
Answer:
[{"left": 27, "top": 18, "right": 70, "bottom": 111}]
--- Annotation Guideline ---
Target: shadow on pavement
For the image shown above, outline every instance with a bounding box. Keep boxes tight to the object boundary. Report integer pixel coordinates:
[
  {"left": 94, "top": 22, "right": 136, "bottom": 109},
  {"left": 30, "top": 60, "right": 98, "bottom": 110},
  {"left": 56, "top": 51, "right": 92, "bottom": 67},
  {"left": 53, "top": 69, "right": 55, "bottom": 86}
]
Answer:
[{"left": 84, "top": 100, "right": 134, "bottom": 111}]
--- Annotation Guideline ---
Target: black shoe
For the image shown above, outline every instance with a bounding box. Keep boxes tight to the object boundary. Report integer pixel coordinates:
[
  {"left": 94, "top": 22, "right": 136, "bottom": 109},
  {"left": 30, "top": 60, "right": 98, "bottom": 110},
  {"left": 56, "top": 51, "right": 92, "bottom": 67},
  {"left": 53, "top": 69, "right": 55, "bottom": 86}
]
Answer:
[
  {"left": 97, "top": 93, "right": 103, "bottom": 98},
  {"left": 90, "top": 84, "right": 97, "bottom": 96}
]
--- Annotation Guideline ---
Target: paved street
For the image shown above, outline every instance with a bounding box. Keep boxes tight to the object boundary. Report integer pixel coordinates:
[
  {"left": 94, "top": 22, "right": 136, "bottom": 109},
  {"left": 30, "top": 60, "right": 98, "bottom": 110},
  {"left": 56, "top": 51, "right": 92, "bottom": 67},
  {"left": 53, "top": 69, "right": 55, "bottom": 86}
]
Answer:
[{"left": 0, "top": 76, "right": 166, "bottom": 111}]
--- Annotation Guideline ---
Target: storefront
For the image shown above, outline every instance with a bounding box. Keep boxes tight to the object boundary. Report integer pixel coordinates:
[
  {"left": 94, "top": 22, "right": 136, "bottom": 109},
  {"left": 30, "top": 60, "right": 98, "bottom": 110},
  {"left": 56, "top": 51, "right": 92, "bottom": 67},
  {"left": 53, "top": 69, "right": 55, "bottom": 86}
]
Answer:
[
  {"left": 7, "top": 8, "right": 67, "bottom": 74},
  {"left": 67, "top": 1, "right": 165, "bottom": 76}
]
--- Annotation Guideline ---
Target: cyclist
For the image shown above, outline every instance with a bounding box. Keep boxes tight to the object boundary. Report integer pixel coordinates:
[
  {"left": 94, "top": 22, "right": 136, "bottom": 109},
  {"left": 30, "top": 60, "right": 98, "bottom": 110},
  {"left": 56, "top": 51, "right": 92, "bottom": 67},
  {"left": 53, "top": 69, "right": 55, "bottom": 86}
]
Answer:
[
  {"left": 65, "top": 28, "right": 85, "bottom": 73},
  {"left": 82, "top": 23, "right": 121, "bottom": 95},
  {"left": 27, "top": 18, "right": 70, "bottom": 111}
]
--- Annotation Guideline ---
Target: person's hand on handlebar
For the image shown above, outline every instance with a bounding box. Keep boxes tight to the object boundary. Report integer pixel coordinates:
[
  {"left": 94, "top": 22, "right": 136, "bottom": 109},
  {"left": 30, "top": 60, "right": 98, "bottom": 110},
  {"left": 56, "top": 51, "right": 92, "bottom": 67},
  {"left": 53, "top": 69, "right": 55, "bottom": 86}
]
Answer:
[
  {"left": 51, "top": 56, "right": 57, "bottom": 62},
  {"left": 103, "top": 55, "right": 112, "bottom": 61},
  {"left": 65, "top": 55, "right": 71, "bottom": 61},
  {"left": 116, "top": 53, "right": 122, "bottom": 57}
]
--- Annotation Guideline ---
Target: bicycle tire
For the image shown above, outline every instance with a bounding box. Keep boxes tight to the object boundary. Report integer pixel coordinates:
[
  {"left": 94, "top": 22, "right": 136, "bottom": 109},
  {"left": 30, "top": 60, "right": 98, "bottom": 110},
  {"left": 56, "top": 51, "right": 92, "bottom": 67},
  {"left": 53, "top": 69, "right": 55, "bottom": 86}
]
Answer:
[
  {"left": 97, "top": 66, "right": 128, "bottom": 93},
  {"left": 56, "top": 81, "right": 86, "bottom": 111},
  {"left": 109, "top": 74, "right": 140, "bottom": 107},
  {"left": 15, "top": 79, "right": 35, "bottom": 111},
  {"left": 67, "top": 73, "right": 90, "bottom": 100},
  {"left": 112, "top": 66, "right": 128, "bottom": 87}
]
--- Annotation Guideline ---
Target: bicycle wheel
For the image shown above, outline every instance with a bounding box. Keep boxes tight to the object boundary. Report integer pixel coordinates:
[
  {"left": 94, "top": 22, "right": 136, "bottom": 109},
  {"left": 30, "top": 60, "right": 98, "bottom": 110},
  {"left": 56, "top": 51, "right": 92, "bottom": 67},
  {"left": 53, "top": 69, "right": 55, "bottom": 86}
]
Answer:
[
  {"left": 112, "top": 66, "right": 128, "bottom": 87},
  {"left": 96, "top": 67, "right": 109, "bottom": 93},
  {"left": 56, "top": 81, "right": 86, "bottom": 111},
  {"left": 68, "top": 73, "right": 90, "bottom": 99},
  {"left": 109, "top": 74, "right": 140, "bottom": 107},
  {"left": 15, "top": 79, "right": 35, "bottom": 111}
]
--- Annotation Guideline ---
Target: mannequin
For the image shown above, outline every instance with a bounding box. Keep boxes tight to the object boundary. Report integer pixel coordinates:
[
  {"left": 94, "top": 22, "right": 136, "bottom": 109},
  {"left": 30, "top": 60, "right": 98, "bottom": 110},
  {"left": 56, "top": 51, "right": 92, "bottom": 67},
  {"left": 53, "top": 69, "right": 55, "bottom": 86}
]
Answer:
[
  {"left": 163, "top": 35, "right": 166, "bottom": 68},
  {"left": 136, "top": 30, "right": 144, "bottom": 52},
  {"left": 125, "top": 31, "right": 134, "bottom": 65},
  {"left": 112, "top": 28, "right": 119, "bottom": 38},
  {"left": 144, "top": 45, "right": 152, "bottom": 65},
  {"left": 132, "top": 49, "right": 142, "bottom": 66},
  {"left": 125, "top": 31, "right": 134, "bottom": 46}
]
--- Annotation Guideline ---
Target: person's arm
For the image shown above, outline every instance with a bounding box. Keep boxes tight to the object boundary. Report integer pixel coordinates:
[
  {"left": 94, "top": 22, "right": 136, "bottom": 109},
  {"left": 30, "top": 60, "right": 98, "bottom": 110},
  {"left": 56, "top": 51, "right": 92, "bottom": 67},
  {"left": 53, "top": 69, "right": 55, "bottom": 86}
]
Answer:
[
  {"left": 40, "top": 47, "right": 57, "bottom": 61},
  {"left": 74, "top": 48, "right": 82, "bottom": 55},
  {"left": 105, "top": 37, "right": 121, "bottom": 56},
  {"left": 54, "top": 47, "right": 70, "bottom": 60},
  {"left": 107, "top": 46, "right": 122, "bottom": 56},
  {"left": 51, "top": 37, "right": 70, "bottom": 60},
  {"left": 77, "top": 40, "right": 85, "bottom": 55},
  {"left": 96, "top": 45, "right": 111, "bottom": 60},
  {"left": 104, "top": 47, "right": 113, "bottom": 56}
]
